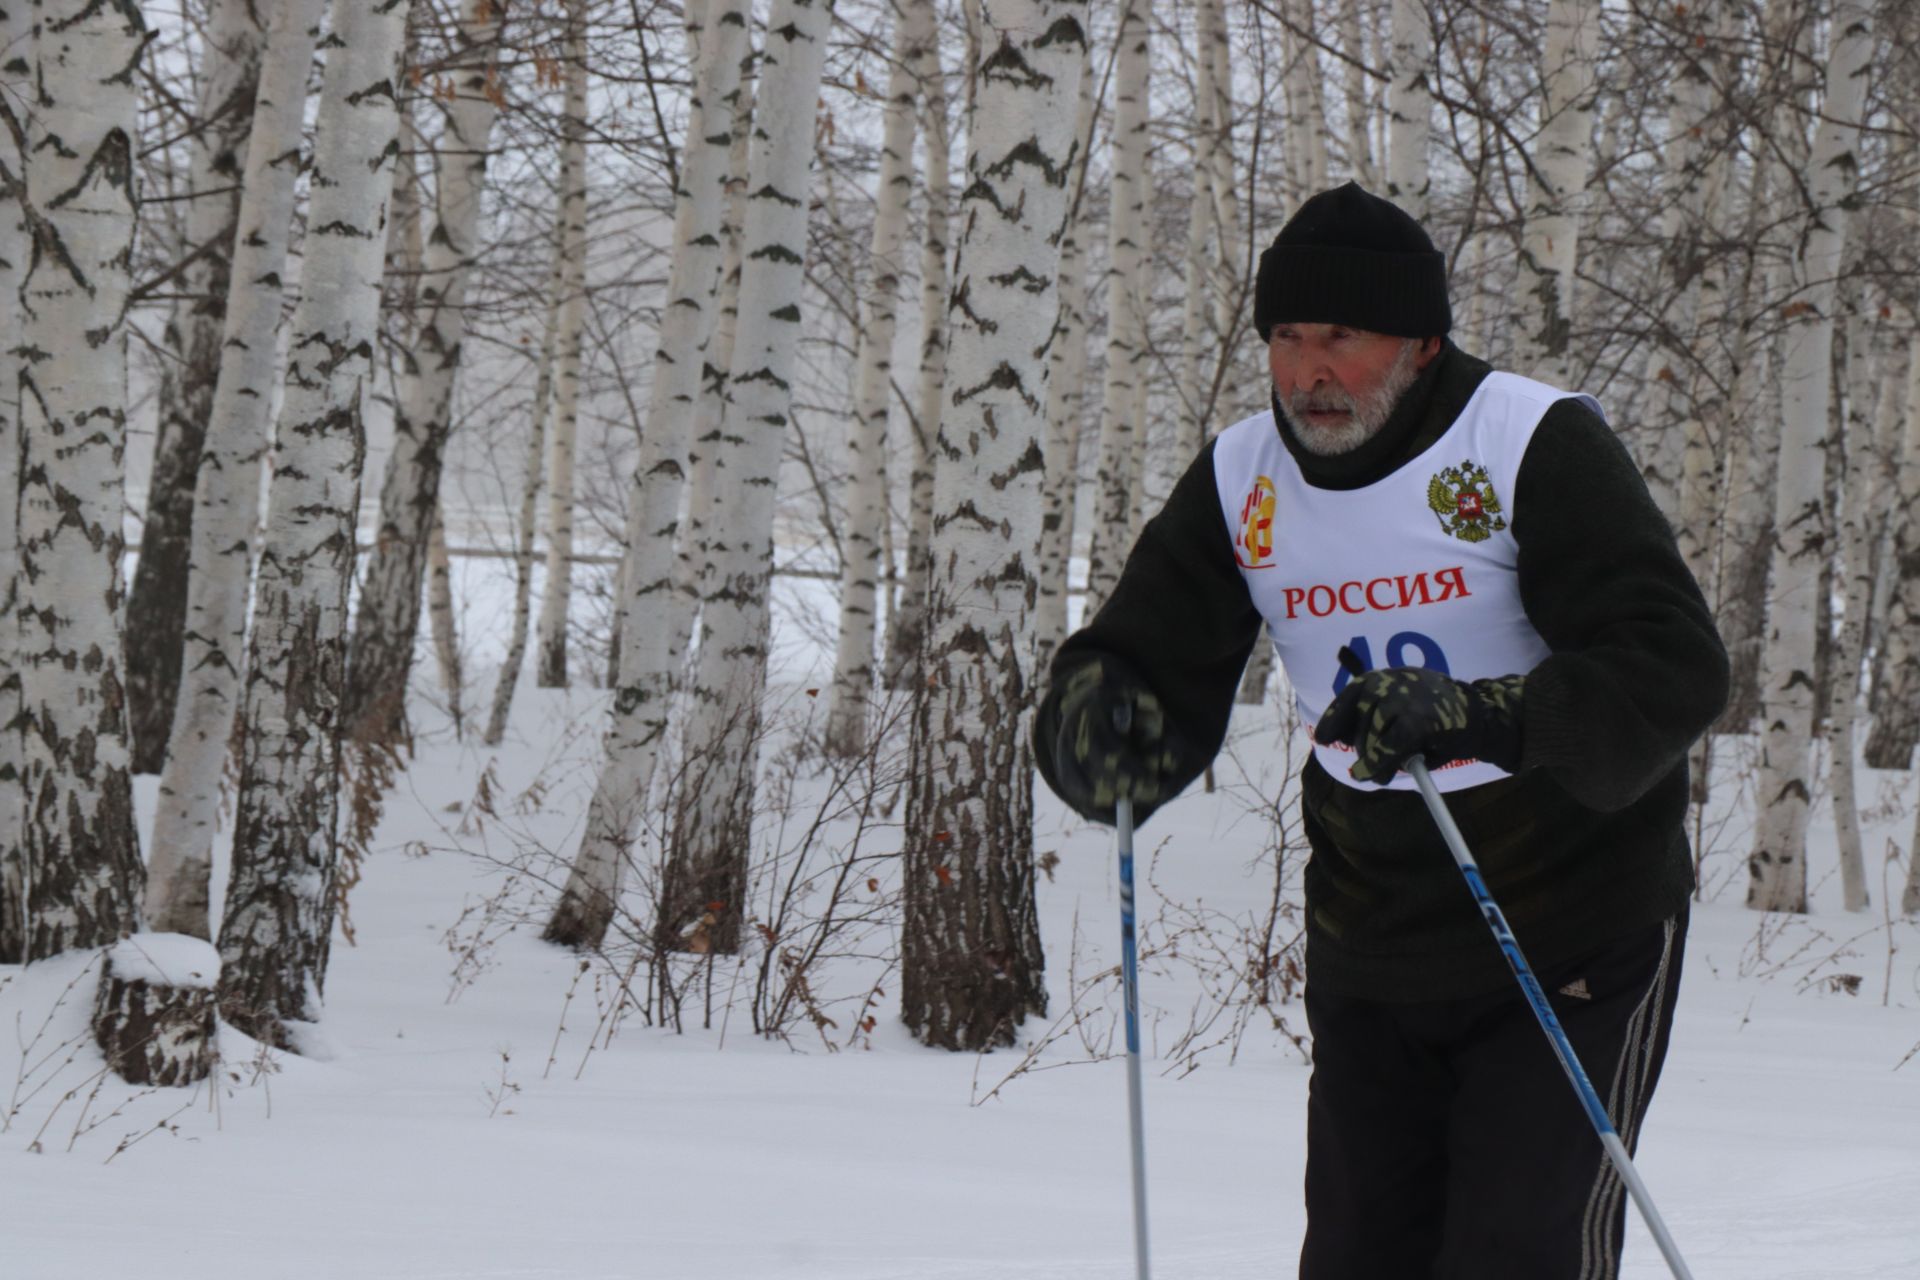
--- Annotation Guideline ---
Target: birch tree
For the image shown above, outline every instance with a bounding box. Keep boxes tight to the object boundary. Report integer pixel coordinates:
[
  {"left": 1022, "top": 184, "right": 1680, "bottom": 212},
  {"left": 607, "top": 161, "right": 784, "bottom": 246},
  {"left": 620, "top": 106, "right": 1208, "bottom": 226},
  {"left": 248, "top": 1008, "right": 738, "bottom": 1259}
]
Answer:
[
  {"left": 535, "top": 2, "right": 590, "bottom": 689},
  {"left": 824, "top": 0, "right": 930, "bottom": 756},
  {"left": 664, "top": 0, "right": 837, "bottom": 955},
  {"left": 1747, "top": 0, "right": 1872, "bottom": 915},
  {"left": 13, "top": 0, "right": 147, "bottom": 960},
  {"left": 880, "top": 25, "right": 950, "bottom": 688},
  {"left": 1866, "top": 337, "right": 1920, "bottom": 768},
  {"left": 216, "top": 0, "right": 414, "bottom": 1047},
  {"left": 343, "top": 0, "right": 510, "bottom": 744},
  {"left": 1512, "top": 0, "right": 1599, "bottom": 385},
  {"left": 1390, "top": 0, "right": 1436, "bottom": 221},
  {"left": 1826, "top": 307, "right": 1878, "bottom": 913},
  {"left": 1033, "top": 58, "right": 1097, "bottom": 672},
  {"left": 145, "top": 0, "right": 326, "bottom": 939},
  {"left": 125, "top": 0, "right": 267, "bottom": 774},
  {"left": 541, "top": 0, "right": 752, "bottom": 950},
  {"left": 0, "top": 2, "right": 24, "bottom": 964},
  {"left": 1339, "top": 0, "right": 1374, "bottom": 188},
  {"left": 482, "top": 247, "right": 566, "bottom": 746},
  {"left": 1636, "top": 2, "right": 1724, "bottom": 522},
  {"left": 1082, "top": 0, "right": 1153, "bottom": 615},
  {"left": 900, "top": 0, "right": 1087, "bottom": 1051}
]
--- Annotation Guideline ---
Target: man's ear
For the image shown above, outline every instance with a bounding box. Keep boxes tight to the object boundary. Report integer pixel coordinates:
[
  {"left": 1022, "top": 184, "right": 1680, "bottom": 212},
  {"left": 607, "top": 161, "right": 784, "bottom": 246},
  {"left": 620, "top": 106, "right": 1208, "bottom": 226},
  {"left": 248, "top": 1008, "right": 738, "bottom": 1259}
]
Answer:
[{"left": 1414, "top": 336, "right": 1444, "bottom": 369}]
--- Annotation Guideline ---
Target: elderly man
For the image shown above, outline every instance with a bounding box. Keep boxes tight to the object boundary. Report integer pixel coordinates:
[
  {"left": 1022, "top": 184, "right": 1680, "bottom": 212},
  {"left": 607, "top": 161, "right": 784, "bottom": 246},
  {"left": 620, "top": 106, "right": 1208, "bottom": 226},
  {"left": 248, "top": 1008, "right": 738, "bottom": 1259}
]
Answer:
[{"left": 1034, "top": 183, "right": 1727, "bottom": 1278}]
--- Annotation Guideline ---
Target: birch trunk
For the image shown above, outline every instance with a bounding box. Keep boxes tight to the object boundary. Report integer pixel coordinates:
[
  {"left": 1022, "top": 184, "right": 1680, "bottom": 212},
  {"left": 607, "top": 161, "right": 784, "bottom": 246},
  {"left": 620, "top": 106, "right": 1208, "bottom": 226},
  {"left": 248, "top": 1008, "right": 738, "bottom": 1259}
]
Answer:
[
  {"left": 1033, "top": 61, "right": 1098, "bottom": 675},
  {"left": 1865, "top": 334, "right": 1920, "bottom": 767},
  {"left": 126, "top": 0, "right": 267, "bottom": 775},
  {"left": 0, "top": 3, "right": 24, "bottom": 963},
  {"left": 343, "top": 0, "right": 508, "bottom": 744},
  {"left": 824, "top": 1, "right": 929, "bottom": 756},
  {"left": 899, "top": 0, "right": 1087, "bottom": 1052},
  {"left": 1637, "top": 1, "right": 1720, "bottom": 523},
  {"left": 1200, "top": 0, "right": 1244, "bottom": 403},
  {"left": 145, "top": 0, "right": 326, "bottom": 940},
  {"left": 540, "top": 0, "right": 751, "bottom": 951},
  {"left": 215, "top": 0, "right": 414, "bottom": 1048},
  {"left": 1339, "top": 0, "right": 1374, "bottom": 188},
  {"left": 1747, "top": 0, "right": 1871, "bottom": 915},
  {"left": 535, "top": 5, "right": 591, "bottom": 689},
  {"left": 1284, "top": 3, "right": 1330, "bottom": 201},
  {"left": 1390, "top": 0, "right": 1436, "bottom": 221},
  {"left": 1827, "top": 307, "right": 1876, "bottom": 913},
  {"left": 482, "top": 246, "right": 567, "bottom": 746},
  {"left": 665, "top": 0, "right": 836, "bottom": 957},
  {"left": 14, "top": 0, "right": 147, "bottom": 961},
  {"left": 880, "top": 29, "right": 950, "bottom": 689},
  {"left": 1513, "top": 0, "right": 1599, "bottom": 385},
  {"left": 426, "top": 501, "right": 462, "bottom": 733},
  {"left": 667, "top": 65, "right": 760, "bottom": 687},
  {"left": 1082, "top": 0, "right": 1153, "bottom": 615}
]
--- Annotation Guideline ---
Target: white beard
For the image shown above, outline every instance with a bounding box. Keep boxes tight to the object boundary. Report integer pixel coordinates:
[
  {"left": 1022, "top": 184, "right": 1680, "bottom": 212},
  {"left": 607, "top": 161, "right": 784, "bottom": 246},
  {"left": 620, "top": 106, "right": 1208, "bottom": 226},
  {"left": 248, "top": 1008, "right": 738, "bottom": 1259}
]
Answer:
[{"left": 1277, "top": 339, "right": 1423, "bottom": 457}]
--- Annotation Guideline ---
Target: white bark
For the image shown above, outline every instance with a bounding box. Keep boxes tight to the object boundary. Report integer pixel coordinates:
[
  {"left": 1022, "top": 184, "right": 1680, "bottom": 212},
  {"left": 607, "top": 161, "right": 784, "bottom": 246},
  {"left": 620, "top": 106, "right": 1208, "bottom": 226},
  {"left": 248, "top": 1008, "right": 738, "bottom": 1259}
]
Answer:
[
  {"left": 541, "top": 0, "right": 751, "bottom": 951},
  {"left": 1747, "top": 0, "right": 1871, "bottom": 915},
  {"left": 1200, "top": 0, "right": 1244, "bottom": 407},
  {"left": 1390, "top": 0, "right": 1436, "bottom": 220},
  {"left": 1513, "top": 0, "right": 1599, "bottom": 385},
  {"left": 126, "top": 0, "right": 268, "bottom": 774},
  {"left": 1339, "top": 0, "right": 1374, "bottom": 188},
  {"left": 482, "top": 243, "right": 566, "bottom": 747},
  {"left": 345, "top": 0, "right": 508, "bottom": 742},
  {"left": 825, "top": 1, "right": 929, "bottom": 756},
  {"left": 881, "top": 30, "right": 951, "bottom": 688},
  {"left": 426, "top": 501, "right": 462, "bottom": 732},
  {"left": 1033, "top": 62, "right": 1098, "bottom": 674},
  {"left": 14, "top": 0, "right": 147, "bottom": 961},
  {"left": 1866, "top": 331, "right": 1920, "bottom": 768},
  {"left": 1827, "top": 307, "right": 1876, "bottom": 914},
  {"left": 667, "top": 66, "right": 760, "bottom": 688},
  {"left": 1082, "top": 0, "right": 1153, "bottom": 614},
  {"left": 535, "top": 4, "right": 591, "bottom": 689},
  {"left": 216, "top": 0, "right": 414, "bottom": 1047},
  {"left": 1283, "top": 1, "right": 1330, "bottom": 201},
  {"left": 1636, "top": 1, "right": 1721, "bottom": 523},
  {"left": 145, "top": 0, "right": 326, "bottom": 941},
  {"left": 900, "top": 0, "right": 1086, "bottom": 1052},
  {"left": 0, "top": 2, "right": 25, "bottom": 963},
  {"left": 669, "top": 0, "right": 837, "bottom": 956}
]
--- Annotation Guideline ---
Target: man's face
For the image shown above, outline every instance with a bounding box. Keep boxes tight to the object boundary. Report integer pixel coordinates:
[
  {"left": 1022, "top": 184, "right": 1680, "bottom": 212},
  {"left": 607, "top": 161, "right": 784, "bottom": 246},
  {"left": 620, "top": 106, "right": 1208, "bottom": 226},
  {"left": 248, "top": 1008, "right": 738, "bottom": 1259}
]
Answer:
[{"left": 1268, "top": 323, "right": 1440, "bottom": 455}]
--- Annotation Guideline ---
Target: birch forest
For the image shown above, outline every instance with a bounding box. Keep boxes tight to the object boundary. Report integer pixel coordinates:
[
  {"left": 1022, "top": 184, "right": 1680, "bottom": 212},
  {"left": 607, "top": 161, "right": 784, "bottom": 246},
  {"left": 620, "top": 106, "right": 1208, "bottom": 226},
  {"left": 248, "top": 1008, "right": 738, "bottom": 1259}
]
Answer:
[{"left": 3, "top": 0, "right": 1920, "bottom": 1119}]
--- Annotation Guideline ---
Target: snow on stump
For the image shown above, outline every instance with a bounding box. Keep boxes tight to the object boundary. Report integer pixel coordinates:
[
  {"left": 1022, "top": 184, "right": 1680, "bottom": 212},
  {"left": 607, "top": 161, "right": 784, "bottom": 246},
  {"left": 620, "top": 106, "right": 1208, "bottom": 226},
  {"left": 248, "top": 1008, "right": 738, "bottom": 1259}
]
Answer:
[{"left": 92, "top": 934, "right": 221, "bottom": 1087}]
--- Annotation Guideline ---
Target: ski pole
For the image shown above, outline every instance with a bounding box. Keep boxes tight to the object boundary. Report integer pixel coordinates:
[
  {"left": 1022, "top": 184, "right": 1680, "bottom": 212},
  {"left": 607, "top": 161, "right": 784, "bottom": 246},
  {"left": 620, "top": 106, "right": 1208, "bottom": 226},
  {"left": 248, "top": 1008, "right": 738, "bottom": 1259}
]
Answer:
[
  {"left": 1405, "top": 755, "right": 1695, "bottom": 1280},
  {"left": 1113, "top": 702, "right": 1151, "bottom": 1280}
]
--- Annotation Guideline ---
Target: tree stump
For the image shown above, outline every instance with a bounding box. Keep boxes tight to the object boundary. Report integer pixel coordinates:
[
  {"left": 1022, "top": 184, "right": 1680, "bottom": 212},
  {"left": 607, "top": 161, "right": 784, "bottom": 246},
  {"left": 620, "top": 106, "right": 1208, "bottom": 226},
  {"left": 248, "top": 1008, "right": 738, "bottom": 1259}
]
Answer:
[{"left": 92, "top": 935, "right": 220, "bottom": 1087}]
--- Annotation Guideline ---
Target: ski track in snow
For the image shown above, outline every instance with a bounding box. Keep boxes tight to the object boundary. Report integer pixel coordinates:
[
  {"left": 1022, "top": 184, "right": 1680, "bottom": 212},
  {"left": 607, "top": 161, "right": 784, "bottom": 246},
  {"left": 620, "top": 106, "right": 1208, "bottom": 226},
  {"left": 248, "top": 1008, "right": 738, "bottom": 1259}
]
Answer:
[{"left": 5, "top": 567, "right": 1920, "bottom": 1278}]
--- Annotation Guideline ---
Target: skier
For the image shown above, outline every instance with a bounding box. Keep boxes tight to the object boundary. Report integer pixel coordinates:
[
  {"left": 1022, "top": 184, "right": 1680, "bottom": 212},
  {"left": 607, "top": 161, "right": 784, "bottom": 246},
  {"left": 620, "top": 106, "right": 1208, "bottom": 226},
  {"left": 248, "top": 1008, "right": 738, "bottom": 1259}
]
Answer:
[{"left": 1034, "top": 182, "right": 1728, "bottom": 1278}]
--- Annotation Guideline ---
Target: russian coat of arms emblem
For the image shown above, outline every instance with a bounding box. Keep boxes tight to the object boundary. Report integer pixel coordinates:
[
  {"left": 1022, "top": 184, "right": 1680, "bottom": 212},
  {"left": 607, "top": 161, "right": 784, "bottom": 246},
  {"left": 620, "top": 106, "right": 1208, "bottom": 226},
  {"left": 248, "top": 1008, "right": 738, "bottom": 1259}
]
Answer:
[
  {"left": 1237, "top": 475, "right": 1277, "bottom": 568},
  {"left": 1427, "top": 461, "right": 1507, "bottom": 542}
]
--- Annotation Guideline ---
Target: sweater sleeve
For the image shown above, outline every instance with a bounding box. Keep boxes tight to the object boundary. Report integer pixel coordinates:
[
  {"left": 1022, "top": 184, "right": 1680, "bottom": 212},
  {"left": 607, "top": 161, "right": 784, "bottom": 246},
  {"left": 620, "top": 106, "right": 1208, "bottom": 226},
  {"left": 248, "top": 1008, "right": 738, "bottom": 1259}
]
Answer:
[
  {"left": 1033, "top": 440, "right": 1263, "bottom": 805},
  {"left": 1512, "top": 400, "right": 1730, "bottom": 811}
]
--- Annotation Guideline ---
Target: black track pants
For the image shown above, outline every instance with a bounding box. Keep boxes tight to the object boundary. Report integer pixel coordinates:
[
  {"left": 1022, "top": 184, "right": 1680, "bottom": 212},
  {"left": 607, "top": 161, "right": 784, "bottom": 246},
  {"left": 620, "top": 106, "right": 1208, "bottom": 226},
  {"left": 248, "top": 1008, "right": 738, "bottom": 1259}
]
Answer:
[{"left": 1298, "top": 913, "right": 1686, "bottom": 1280}]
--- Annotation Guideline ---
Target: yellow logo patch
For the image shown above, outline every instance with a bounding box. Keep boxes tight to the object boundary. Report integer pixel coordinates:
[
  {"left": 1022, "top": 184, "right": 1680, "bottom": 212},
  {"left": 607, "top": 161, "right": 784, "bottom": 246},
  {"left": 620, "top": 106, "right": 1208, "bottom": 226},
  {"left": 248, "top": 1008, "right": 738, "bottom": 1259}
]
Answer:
[{"left": 1237, "top": 475, "right": 1277, "bottom": 569}]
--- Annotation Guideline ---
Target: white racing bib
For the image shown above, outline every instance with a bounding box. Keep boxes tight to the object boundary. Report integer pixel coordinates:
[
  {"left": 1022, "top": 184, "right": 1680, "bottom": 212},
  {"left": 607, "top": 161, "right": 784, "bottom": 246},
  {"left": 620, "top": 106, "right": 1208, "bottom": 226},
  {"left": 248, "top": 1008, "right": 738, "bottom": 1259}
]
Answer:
[{"left": 1212, "top": 372, "right": 1601, "bottom": 793}]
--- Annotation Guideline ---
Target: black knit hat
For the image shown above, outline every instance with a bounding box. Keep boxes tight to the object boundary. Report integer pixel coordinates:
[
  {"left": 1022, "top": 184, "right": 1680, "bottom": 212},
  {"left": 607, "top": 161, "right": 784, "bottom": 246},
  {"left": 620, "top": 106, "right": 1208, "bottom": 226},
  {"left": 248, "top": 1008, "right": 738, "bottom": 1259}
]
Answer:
[{"left": 1253, "top": 182, "right": 1451, "bottom": 340}]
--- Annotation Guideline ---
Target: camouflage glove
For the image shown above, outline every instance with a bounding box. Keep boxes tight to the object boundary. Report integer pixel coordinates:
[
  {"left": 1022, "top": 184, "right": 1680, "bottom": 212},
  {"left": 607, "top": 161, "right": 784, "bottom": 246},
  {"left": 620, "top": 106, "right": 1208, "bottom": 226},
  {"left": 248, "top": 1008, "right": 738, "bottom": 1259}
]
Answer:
[
  {"left": 1045, "top": 659, "right": 1187, "bottom": 826},
  {"left": 1313, "top": 663, "right": 1525, "bottom": 784}
]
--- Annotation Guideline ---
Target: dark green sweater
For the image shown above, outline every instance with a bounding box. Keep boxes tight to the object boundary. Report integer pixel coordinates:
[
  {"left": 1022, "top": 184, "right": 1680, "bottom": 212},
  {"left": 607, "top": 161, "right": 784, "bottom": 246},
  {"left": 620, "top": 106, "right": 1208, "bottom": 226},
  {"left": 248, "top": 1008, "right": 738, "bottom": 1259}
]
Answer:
[{"left": 1034, "top": 344, "right": 1729, "bottom": 1002}]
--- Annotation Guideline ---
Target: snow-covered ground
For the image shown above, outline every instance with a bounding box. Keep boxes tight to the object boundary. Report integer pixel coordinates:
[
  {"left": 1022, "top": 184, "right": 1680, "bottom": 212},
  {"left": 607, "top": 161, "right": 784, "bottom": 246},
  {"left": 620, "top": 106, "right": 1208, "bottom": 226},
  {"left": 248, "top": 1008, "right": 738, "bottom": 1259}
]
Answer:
[{"left": 5, "top": 567, "right": 1920, "bottom": 1279}]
